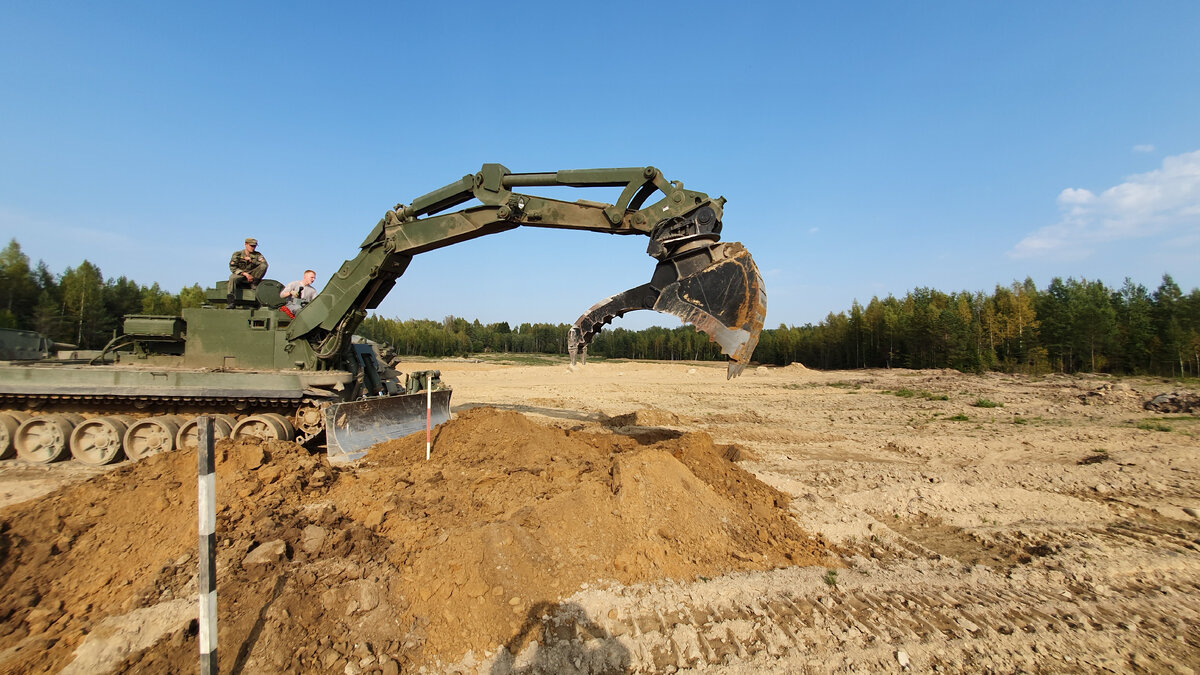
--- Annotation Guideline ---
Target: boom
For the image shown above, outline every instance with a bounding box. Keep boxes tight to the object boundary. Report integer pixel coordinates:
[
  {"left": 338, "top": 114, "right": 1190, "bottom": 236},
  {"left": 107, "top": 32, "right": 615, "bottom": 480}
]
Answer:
[{"left": 286, "top": 164, "right": 766, "bottom": 377}]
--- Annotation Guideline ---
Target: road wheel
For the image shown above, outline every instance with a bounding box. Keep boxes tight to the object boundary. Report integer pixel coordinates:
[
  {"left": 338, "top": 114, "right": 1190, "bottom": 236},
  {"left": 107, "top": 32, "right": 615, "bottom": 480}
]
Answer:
[
  {"left": 15, "top": 413, "right": 84, "bottom": 464},
  {"left": 175, "top": 414, "right": 236, "bottom": 452},
  {"left": 124, "top": 415, "right": 185, "bottom": 460},
  {"left": 0, "top": 412, "right": 32, "bottom": 459},
  {"left": 232, "top": 413, "right": 295, "bottom": 442},
  {"left": 70, "top": 415, "right": 134, "bottom": 465}
]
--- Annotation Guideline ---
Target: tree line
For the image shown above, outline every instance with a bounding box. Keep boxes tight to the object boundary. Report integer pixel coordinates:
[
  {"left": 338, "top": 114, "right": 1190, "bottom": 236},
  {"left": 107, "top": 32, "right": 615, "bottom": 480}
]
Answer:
[
  {"left": 363, "top": 275, "right": 1200, "bottom": 377},
  {"left": 752, "top": 276, "right": 1200, "bottom": 377},
  {"left": 356, "top": 315, "right": 730, "bottom": 363},
  {"left": 3, "top": 239, "right": 1197, "bottom": 376},
  {"left": 0, "top": 240, "right": 205, "bottom": 348}
]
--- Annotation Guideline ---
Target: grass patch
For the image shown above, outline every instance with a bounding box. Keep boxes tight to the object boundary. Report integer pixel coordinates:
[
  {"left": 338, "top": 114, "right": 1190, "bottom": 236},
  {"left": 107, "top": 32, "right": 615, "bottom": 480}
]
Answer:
[
  {"left": 948, "top": 413, "right": 970, "bottom": 421},
  {"left": 823, "top": 569, "right": 838, "bottom": 587},
  {"left": 1012, "top": 416, "right": 1028, "bottom": 425},
  {"left": 1028, "top": 416, "right": 1072, "bottom": 426},
  {"left": 470, "top": 352, "right": 571, "bottom": 366},
  {"left": 1128, "top": 416, "right": 1200, "bottom": 438},
  {"left": 888, "top": 388, "right": 947, "bottom": 400},
  {"left": 973, "top": 398, "right": 1002, "bottom": 408}
]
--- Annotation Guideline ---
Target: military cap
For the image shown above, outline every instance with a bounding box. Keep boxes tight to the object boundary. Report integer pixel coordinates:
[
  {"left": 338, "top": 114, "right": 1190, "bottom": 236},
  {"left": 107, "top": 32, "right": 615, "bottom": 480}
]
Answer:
[{"left": 245, "top": 237, "right": 258, "bottom": 246}]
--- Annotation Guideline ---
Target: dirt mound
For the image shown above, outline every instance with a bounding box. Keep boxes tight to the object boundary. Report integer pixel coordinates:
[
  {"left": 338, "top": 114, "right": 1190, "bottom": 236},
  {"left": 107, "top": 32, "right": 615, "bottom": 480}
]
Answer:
[
  {"left": 601, "top": 407, "right": 681, "bottom": 427},
  {"left": 0, "top": 408, "right": 831, "bottom": 672},
  {"left": 1144, "top": 391, "right": 1200, "bottom": 412},
  {"left": 0, "top": 437, "right": 329, "bottom": 673},
  {"left": 1076, "top": 382, "right": 1141, "bottom": 407}
]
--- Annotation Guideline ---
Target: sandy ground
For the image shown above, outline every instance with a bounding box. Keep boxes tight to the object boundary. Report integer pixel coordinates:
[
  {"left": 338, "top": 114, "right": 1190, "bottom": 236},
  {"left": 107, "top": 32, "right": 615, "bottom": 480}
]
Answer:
[{"left": 1, "top": 357, "right": 1198, "bottom": 673}]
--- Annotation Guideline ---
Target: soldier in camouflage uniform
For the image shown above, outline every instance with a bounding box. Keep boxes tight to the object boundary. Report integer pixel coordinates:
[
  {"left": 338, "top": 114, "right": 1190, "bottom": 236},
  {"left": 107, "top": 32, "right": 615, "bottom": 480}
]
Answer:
[{"left": 227, "top": 237, "right": 268, "bottom": 308}]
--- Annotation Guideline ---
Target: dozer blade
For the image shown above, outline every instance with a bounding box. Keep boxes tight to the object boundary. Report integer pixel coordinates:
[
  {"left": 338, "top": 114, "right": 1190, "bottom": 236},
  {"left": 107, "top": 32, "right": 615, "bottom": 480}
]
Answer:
[
  {"left": 653, "top": 241, "right": 766, "bottom": 378},
  {"left": 324, "top": 389, "right": 453, "bottom": 464}
]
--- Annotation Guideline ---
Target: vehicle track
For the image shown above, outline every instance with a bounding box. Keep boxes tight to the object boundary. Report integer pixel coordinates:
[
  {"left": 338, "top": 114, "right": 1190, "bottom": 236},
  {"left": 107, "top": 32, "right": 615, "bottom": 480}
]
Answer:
[
  {"left": 583, "top": 575, "right": 1200, "bottom": 672},
  {"left": 489, "top": 516, "right": 1200, "bottom": 673}
]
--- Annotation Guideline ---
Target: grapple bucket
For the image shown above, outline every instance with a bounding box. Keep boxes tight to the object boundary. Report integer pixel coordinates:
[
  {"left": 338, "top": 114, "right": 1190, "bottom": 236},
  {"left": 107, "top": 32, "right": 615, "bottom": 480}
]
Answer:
[
  {"left": 653, "top": 241, "right": 766, "bottom": 378},
  {"left": 570, "top": 240, "right": 766, "bottom": 378},
  {"left": 325, "top": 389, "right": 452, "bottom": 464}
]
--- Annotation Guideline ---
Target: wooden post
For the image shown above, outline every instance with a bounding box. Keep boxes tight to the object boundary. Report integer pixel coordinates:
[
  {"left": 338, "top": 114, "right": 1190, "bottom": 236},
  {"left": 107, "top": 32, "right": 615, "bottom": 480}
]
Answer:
[{"left": 197, "top": 416, "right": 218, "bottom": 675}]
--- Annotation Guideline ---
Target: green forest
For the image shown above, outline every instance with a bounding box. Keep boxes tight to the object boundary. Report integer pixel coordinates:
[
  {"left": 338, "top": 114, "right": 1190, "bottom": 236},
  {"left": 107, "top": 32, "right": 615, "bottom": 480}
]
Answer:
[
  {"left": 0, "top": 240, "right": 206, "bottom": 347},
  {"left": 3, "top": 239, "right": 1198, "bottom": 377}
]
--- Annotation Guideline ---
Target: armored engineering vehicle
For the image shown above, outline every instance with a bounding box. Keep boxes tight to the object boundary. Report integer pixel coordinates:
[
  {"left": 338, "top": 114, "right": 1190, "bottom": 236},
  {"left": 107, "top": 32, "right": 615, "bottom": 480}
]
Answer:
[{"left": 0, "top": 164, "right": 766, "bottom": 465}]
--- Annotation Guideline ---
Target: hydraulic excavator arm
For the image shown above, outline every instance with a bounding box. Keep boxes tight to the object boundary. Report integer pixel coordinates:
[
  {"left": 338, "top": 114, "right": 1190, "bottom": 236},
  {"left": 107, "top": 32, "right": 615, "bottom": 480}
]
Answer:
[{"left": 286, "top": 164, "right": 767, "bottom": 378}]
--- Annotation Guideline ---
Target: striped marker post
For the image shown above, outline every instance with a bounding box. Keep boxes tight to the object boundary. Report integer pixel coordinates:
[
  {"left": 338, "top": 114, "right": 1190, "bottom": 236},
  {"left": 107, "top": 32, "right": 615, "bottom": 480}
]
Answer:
[
  {"left": 425, "top": 373, "right": 432, "bottom": 461},
  {"left": 197, "top": 416, "right": 218, "bottom": 675}
]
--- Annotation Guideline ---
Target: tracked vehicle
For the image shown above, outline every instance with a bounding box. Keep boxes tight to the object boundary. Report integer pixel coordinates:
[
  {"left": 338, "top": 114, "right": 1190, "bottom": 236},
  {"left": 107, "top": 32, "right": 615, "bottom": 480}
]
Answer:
[{"left": 0, "top": 164, "right": 766, "bottom": 465}]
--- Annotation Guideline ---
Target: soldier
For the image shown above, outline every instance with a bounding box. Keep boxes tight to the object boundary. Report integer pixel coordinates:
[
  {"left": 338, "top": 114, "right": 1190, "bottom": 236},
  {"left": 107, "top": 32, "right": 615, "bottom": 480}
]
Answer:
[
  {"left": 279, "top": 269, "right": 317, "bottom": 311},
  {"left": 227, "top": 237, "right": 268, "bottom": 309}
]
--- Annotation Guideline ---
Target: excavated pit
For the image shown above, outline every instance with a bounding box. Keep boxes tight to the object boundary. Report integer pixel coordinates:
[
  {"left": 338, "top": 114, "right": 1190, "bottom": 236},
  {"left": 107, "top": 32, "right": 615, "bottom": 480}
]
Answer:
[{"left": 0, "top": 407, "right": 832, "bottom": 672}]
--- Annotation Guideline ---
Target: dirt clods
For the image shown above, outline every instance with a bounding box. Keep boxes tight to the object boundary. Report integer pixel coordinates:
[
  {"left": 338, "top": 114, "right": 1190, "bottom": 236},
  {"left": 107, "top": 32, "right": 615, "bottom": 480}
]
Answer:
[
  {"left": 0, "top": 407, "right": 829, "bottom": 672},
  {"left": 1144, "top": 391, "right": 1200, "bottom": 413}
]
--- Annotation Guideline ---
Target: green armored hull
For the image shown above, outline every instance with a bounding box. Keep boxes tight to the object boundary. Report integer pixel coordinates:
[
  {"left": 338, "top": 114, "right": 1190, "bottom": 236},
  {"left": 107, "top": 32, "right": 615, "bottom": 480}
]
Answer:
[
  {"left": 0, "top": 295, "right": 451, "bottom": 466},
  {"left": 0, "top": 362, "right": 345, "bottom": 399}
]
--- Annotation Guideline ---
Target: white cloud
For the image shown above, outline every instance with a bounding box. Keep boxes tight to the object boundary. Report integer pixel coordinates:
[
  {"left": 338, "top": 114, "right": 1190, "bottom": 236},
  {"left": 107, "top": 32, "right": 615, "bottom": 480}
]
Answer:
[
  {"left": 807, "top": 227, "right": 819, "bottom": 234},
  {"left": 1010, "top": 149, "right": 1200, "bottom": 259},
  {"left": 1057, "top": 187, "right": 1094, "bottom": 206},
  {"left": 1133, "top": 144, "right": 1155, "bottom": 153}
]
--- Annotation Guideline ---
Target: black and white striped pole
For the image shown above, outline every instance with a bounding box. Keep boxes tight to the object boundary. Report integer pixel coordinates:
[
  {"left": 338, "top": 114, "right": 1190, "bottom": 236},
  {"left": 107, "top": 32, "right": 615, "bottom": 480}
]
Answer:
[{"left": 197, "top": 416, "right": 218, "bottom": 674}]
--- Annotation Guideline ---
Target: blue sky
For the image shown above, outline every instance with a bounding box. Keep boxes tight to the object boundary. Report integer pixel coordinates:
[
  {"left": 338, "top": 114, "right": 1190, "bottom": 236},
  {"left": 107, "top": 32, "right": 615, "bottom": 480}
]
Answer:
[{"left": 2, "top": 2, "right": 1198, "bottom": 330}]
